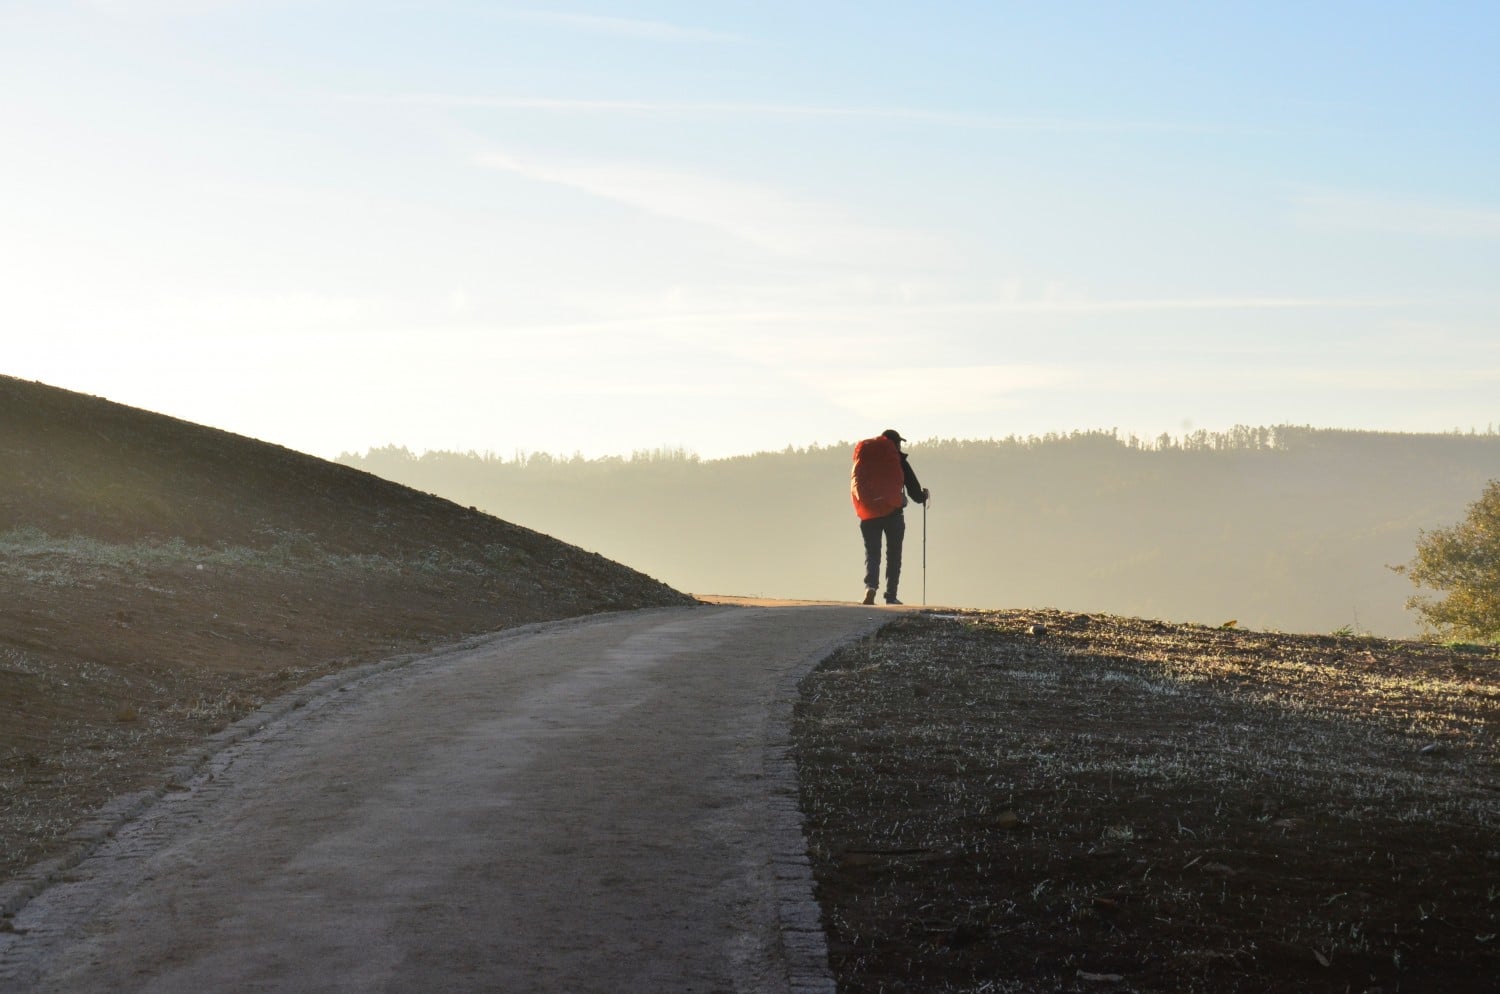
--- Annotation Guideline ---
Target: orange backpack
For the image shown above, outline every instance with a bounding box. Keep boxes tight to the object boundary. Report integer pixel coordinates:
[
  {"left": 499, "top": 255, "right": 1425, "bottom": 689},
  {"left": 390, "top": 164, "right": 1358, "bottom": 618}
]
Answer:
[{"left": 850, "top": 436, "right": 906, "bottom": 520}]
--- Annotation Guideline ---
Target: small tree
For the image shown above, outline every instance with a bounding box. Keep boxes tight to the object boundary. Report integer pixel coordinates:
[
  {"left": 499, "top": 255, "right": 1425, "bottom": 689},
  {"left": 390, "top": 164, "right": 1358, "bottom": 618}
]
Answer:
[{"left": 1395, "top": 480, "right": 1500, "bottom": 642}]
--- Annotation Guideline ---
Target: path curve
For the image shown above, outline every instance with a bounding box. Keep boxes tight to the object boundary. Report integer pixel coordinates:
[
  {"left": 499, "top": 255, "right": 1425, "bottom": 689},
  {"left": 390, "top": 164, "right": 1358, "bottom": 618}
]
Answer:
[{"left": 0, "top": 604, "right": 889, "bottom": 993}]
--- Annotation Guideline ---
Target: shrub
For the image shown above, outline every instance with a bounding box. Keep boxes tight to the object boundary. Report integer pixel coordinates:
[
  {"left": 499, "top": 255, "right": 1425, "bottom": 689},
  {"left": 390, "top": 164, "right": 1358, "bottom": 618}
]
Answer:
[{"left": 1396, "top": 480, "right": 1500, "bottom": 642}]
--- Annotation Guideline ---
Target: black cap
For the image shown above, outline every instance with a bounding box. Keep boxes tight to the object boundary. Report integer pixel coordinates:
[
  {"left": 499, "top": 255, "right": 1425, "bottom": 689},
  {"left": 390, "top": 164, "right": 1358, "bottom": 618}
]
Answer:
[{"left": 882, "top": 429, "right": 904, "bottom": 444}]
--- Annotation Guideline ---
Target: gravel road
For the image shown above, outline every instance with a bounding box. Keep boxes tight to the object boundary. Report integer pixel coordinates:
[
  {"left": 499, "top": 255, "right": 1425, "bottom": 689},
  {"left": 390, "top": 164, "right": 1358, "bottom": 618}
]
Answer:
[{"left": 0, "top": 604, "right": 888, "bottom": 993}]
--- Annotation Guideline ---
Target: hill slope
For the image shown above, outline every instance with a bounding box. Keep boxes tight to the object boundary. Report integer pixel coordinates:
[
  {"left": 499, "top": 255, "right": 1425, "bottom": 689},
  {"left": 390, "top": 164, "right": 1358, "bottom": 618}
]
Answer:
[{"left": 0, "top": 375, "right": 693, "bottom": 881}]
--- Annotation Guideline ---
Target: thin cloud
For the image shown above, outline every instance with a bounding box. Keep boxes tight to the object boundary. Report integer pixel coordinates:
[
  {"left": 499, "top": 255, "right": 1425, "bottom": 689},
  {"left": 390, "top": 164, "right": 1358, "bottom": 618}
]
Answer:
[
  {"left": 438, "top": 296, "right": 1398, "bottom": 350},
  {"left": 80, "top": 0, "right": 251, "bottom": 14},
  {"left": 478, "top": 150, "right": 949, "bottom": 264},
  {"left": 1281, "top": 366, "right": 1500, "bottom": 390},
  {"left": 807, "top": 361, "right": 1500, "bottom": 429},
  {"left": 1296, "top": 190, "right": 1500, "bottom": 239},
  {"left": 565, "top": 296, "right": 1393, "bottom": 326},
  {"left": 394, "top": 93, "right": 1232, "bottom": 134},
  {"left": 919, "top": 297, "right": 1396, "bottom": 314},
  {"left": 811, "top": 365, "right": 1077, "bottom": 420},
  {"left": 1056, "top": 356, "right": 1500, "bottom": 393},
  {"left": 498, "top": 9, "right": 739, "bottom": 43}
]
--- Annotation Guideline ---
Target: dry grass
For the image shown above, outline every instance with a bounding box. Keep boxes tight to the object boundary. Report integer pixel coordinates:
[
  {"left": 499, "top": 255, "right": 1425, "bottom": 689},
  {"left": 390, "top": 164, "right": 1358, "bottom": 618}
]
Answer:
[{"left": 794, "top": 609, "right": 1498, "bottom": 993}]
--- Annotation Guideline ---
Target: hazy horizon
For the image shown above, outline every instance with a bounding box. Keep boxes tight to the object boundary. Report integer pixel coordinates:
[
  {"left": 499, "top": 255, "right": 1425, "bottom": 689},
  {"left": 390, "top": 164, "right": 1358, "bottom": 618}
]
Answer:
[
  {"left": 4, "top": 3, "right": 1499, "bottom": 462},
  {"left": 339, "top": 426, "right": 1500, "bottom": 640}
]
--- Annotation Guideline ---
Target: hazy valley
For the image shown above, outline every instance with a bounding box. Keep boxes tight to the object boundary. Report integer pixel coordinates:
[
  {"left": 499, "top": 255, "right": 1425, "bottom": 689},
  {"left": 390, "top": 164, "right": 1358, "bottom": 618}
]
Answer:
[{"left": 342, "top": 427, "right": 1500, "bottom": 639}]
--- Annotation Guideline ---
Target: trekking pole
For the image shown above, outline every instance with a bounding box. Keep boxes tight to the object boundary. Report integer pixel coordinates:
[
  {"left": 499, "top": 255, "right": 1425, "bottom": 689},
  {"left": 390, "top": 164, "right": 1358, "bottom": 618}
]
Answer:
[{"left": 922, "top": 499, "right": 928, "bottom": 606}]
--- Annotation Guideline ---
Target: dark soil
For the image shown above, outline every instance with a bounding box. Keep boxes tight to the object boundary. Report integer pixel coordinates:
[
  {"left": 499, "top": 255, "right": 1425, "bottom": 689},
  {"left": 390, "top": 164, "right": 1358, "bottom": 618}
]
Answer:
[
  {"left": 1, "top": 375, "right": 695, "bottom": 882},
  {"left": 794, "top": 610, "right": 1499, "bottom": 994}
]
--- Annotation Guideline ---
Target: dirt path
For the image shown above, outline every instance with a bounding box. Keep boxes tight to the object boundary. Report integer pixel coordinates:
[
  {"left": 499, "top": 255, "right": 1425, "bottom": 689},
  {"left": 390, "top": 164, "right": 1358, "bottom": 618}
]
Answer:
[{"left": 0, "top": 605, "right": 888, "bottom": 994}]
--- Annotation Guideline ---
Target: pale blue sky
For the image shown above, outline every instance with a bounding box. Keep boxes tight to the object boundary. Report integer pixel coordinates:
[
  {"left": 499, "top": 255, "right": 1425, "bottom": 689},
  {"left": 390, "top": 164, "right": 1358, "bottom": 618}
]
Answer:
[{"left": 4, "top": 1, "right": 1498, "bottom": 458}]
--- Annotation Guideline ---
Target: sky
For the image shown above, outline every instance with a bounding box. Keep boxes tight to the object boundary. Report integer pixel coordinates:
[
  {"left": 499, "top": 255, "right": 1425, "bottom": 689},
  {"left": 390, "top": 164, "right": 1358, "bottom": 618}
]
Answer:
[{"left": 4, "top": 1, "right": 1499, "bottom": 460}]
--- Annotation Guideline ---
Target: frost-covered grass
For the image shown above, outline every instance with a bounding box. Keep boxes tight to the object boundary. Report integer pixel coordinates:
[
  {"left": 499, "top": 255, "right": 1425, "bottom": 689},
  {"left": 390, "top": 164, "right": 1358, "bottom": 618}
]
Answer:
[
  {"left": 0, "top": 526, "right": 520, "bottom": 588},
  {"left": 796, "top": 609, "right": 1500, "bottom": 993}
]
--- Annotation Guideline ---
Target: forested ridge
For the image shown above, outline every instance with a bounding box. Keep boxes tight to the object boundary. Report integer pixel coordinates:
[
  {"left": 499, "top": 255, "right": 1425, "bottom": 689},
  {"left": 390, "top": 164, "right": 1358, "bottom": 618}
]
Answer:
[{"left": 339, "top": 426, "right": 1500, "bottom": 638}]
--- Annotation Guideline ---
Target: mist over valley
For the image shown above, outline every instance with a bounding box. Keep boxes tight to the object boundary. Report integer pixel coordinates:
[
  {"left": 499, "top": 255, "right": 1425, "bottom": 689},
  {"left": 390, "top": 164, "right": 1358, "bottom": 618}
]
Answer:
[{"left": 342, "top": 427, "right": 1500, "bottom": 639}]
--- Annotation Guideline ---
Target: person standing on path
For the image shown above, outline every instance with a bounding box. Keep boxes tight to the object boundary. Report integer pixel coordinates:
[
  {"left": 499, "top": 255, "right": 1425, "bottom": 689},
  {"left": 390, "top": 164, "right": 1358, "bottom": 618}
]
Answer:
[{"left": 851, "top": 429, "right": 929, "bottom": 605}]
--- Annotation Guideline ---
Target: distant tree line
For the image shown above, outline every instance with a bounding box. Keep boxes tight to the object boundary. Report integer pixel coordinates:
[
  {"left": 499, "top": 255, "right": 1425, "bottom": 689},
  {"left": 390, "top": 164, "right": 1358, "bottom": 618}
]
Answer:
[{"left": 339, "top": 426, "right": 1500, "bottom": 639}]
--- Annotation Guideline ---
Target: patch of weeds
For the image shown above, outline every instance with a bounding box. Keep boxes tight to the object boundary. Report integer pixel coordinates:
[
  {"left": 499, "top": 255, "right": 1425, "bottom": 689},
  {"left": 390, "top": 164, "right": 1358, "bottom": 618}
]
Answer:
[{"left": 176, "top": 689, "right": 260, "bottom": 725}]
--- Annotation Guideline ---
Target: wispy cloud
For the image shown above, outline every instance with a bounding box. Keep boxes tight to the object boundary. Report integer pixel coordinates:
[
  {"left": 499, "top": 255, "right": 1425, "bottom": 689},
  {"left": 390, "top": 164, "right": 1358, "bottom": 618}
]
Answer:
[
  {"left": 918, "top": 296, "right": 1396, "bottom": 314},
  {"left": 80, "top": 0, "right": 247, "bottom": 14},
  {"left": 807, "top": 360, "right": 1500, "bottom": 428},
  {"left": 1295, "top": 190, "right": 1500, "bottom": 239},
  {"left": 477, "top": 150, "right": 948, "bottom": 264},
  {"left": 984, "top": 294, "right": 1381, "bottom": 315},
  {"left": 498, "top": 9, "right": 739, "bottom": 43},
  {"left": 394, "top": 93, "right": 1231, "bottom": 134},
  {"left": 1279, "top": 366, "right": 1500, "bottom": 390},
  {"left": 452, "top": 295, "right": 1398, "bottom": 350},
  {"left": 810, "top": 365, "right": 1076, "bottom": 420}
]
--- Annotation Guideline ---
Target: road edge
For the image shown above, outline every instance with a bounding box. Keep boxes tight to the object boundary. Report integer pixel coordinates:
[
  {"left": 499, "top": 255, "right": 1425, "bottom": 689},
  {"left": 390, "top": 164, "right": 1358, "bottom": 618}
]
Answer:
[{"left": 761, "top": 608, "right": 890, "bottom": 993}]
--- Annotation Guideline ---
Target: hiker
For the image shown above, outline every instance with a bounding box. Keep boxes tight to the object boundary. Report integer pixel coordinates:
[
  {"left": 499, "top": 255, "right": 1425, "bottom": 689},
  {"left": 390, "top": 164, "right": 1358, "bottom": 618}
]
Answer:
[{"left": 851, "top": 429, "right": 929, "bottom": 605}]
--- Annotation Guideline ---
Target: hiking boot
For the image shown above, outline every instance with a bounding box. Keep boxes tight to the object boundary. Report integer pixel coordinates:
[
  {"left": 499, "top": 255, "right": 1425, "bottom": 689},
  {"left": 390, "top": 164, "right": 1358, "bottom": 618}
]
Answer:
[
  {"left": 884, "top": 594, "right": 902, "bottom": 605},
  {"left": 861, "top": 587, "right": 877, "bottom": 605}
]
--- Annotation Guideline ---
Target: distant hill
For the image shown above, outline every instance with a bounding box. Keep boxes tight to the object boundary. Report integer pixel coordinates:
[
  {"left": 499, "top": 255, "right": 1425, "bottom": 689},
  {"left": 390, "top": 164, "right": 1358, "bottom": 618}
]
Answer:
[
  {"left": 340, "top": 428, "right": 1500, "bottom": 638},
  {"left": 0, "top": 374, "right": 692, "bottom": 880}
]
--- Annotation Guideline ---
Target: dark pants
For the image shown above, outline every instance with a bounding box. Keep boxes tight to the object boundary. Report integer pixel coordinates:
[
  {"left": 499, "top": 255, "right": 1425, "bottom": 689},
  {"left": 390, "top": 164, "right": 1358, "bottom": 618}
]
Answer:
[{"left": 860, "top": 510, "right": 905, "bottom": 598}]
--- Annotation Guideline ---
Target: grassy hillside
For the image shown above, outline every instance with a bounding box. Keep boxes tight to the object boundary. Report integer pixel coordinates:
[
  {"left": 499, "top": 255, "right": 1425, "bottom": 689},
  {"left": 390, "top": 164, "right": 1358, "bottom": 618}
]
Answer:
[
  {"left": 0, "top": 375, "right": 693, "bottom": 881},
  {"left": 340, "top": 429, "right": 1500, "bottom": 639}
]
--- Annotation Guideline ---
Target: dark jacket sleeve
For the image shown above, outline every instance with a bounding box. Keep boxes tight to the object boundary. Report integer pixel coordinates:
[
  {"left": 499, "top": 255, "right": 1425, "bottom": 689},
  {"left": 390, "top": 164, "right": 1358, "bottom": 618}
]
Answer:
[{"left": 900, "top": 454, "right": 926, "bottom": 504}]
